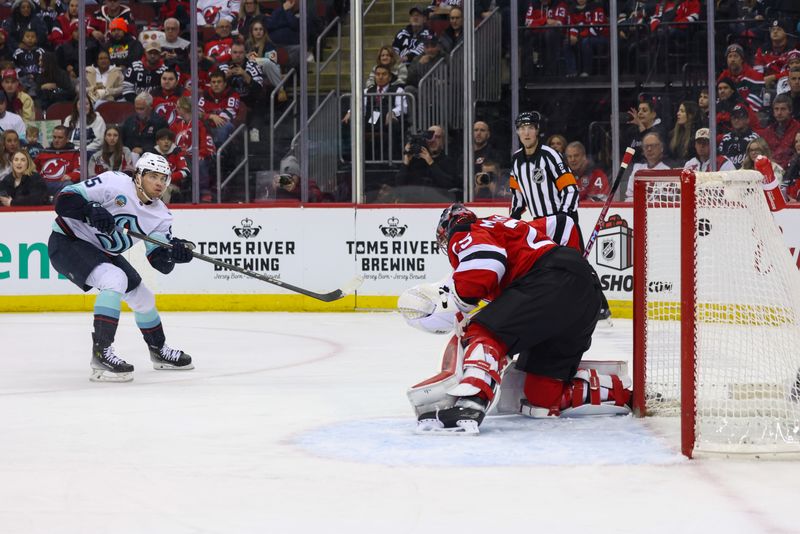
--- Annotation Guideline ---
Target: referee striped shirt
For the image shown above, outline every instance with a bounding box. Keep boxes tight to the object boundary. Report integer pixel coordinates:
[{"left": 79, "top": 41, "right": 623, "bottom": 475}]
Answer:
[{"left": 509, "top": 144, "right": 579, "bottom": 220}]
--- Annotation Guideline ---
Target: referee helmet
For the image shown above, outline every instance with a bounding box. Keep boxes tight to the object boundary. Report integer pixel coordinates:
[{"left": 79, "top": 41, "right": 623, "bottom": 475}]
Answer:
[{"left": 515, "top": 111, "right": 543, "bottom": 128}]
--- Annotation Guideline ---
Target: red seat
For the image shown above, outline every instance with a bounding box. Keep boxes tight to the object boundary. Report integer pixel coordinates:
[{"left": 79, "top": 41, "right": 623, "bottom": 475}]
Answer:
[
  {"left": 233, "top": 102, "right": 248, "bottom": 127},
  {"left": 96, "top": 101, "right": 135, "bottom": 126},
  {"left": 275, "top": 47, "right": 289, "bottom": 67},
  {"left": 45, "top": 101, "right": 73, "bottom": 122}
]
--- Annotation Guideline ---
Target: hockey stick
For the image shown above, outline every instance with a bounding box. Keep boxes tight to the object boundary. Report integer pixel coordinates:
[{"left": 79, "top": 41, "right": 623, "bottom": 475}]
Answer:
[
  {"left": 122, "top": 228, "right": 363, "bottom": 302},
  {"left": 583, "top": 147, "right": 636, "bottom": 258}
]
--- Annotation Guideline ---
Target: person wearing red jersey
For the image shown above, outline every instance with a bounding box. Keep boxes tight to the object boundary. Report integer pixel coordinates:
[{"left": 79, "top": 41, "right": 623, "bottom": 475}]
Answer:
[
  {"left": 754, "top": 18, "right": 797, "bottom": 90},
  {"left": 567, "top": 0, "right": 608, "bottom": 77},
  {"left": 203, "top": 18, "right": 235, "bottom": 64},
  {"left": 565, "top": 140, "right": 609, "bottom": 202},
  {"left": 151, "top": 68, "right": 187, "bottom": 126},
  {"left": 171, "top": 96, "right": 215, "bottom": 202},
  {"left": 198, "top": 70, "right": 241, "bottom": 146},
  {"left": 718, "top": 43, "right": 766, "bottom": 112},
  {"left": 154, "top": 128, "right": 190, "bottom": 203},
  {"left": 49, "top": 0, "right": 79, "bottom": 48},
  {"left": 400, "top": 204, "right": 630, "bottom": 433},
  {"left": 34, "top": 125, "right": 80, "bottom": 198},
  {"left": 523, "top": 0, "right": 570, "bottom": 76}
]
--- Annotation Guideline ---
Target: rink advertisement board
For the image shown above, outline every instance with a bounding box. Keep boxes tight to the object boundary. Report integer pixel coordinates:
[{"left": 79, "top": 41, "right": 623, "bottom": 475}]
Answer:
[{"left": 3, "top": 205, "right": 800, "bottom": 313}]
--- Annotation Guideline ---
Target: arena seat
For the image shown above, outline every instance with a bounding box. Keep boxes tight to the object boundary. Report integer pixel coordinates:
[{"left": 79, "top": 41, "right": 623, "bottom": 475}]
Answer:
[
  {"left": 45, "top": 101, "right": 73, "bottom": 122},
  {"left": 97, "top": 101, "right": 136, "bottom": 126}
]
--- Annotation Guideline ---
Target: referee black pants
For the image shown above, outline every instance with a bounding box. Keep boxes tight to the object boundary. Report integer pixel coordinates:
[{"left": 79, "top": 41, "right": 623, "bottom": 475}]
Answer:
[{"left": 473, "top": 246, "right": 603, "bottom": 381}]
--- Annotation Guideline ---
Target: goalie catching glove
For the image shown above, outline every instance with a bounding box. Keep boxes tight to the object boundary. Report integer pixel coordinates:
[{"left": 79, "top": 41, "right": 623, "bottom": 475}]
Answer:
[{"left": 397, "top": 280, "right": 476, "bottom": 335}]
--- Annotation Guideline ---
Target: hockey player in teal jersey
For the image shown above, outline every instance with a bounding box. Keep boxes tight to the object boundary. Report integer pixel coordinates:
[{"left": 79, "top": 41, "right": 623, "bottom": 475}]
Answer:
[{"left": 48, "top": 153, "right": 195, "bottom": 382}]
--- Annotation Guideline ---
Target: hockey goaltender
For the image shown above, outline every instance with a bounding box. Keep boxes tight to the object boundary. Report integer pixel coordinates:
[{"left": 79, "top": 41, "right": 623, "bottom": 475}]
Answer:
[{"left": 398, "top": 204, "right": 633, "bottom": 435}]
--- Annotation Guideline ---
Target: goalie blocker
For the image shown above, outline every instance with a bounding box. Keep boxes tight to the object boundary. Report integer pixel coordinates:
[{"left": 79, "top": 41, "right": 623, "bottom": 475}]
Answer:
[{"left": 400, "top": 204, "right": 631, "bottom": 434}]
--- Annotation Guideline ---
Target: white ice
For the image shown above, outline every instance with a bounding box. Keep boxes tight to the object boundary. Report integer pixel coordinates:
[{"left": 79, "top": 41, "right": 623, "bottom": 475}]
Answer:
[{"left": 1, "top": 312, "right": 799, "bottom": 534}]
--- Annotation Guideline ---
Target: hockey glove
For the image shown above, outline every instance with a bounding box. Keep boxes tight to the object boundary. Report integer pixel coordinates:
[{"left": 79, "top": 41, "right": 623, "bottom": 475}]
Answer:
[
  {"left": 84, "top": 202, "right": 116, "bottom": 234},
  {"left": 169, "top": 238, "right": 195, "bottom": 263}
]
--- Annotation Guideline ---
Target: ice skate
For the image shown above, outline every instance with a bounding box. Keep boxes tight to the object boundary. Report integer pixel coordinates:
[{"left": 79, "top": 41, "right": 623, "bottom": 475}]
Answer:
[
  {"left": 90, "top": 342, "right": 134, "bottom": 383},
  {"left": 416, "top": 396, "right": 486, "bottom": 436},
  {"left": 149, "top": 343, "right": 194, "bottom": 370}
]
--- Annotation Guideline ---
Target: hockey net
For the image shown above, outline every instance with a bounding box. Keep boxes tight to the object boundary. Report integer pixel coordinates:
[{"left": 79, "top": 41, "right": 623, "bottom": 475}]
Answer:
[{"left": 633, "top": 169, "right": 800, "bottom": 457}]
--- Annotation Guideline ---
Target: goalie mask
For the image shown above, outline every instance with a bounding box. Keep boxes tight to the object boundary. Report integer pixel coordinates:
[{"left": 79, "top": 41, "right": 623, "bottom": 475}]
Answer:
[{"left": 436, "top": 203, "right": 477, "bottom": 254}]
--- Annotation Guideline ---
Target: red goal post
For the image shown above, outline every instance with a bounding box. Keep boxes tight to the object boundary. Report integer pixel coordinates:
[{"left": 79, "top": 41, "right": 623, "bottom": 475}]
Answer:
[{"left": 632, "top": 168, "right": 800, "bottom": 458}]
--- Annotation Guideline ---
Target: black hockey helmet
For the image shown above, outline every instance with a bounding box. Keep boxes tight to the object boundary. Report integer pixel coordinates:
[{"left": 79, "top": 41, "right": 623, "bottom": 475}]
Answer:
[
  {"left": 515, "top": 111, "right": 542, "bottom": 128},
  {"left": 436, "top": 203, "right": 477, "bottom": 253}
]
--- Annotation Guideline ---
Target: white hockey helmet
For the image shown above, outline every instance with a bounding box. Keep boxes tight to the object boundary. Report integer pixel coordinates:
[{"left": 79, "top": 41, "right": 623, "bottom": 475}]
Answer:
[{"left": 135, "top": 152, "right": 171, "bottom": 184}]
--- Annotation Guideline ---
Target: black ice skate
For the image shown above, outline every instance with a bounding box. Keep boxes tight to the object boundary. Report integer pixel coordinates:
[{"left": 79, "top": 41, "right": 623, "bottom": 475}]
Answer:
[
  {"left": 149, "top": 344, "right": 194, "bottom": 370},
  {"left": 416, "top": 396, "right": 487, "bottom": 436},
  {"left": 91, "top": 342, "right": 134, "bottom": 383}
]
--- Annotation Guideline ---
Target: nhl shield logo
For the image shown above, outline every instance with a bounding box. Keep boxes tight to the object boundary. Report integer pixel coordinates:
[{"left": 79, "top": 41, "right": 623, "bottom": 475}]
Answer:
[
  {"left": 532, "top": 169, "right": 545, "bottom": 183},
  {"left": 602, "top": 239, "right": 615, "bottom": 261},
  {"left": 379, "top": 217, "right": 407, "bottom": 238},
  {"left": 232, "top": 218, "right": 262, "bottom": 238}
]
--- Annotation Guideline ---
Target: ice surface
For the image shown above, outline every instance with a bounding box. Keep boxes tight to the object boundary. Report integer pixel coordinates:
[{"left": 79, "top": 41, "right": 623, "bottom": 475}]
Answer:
[{"left": 1, "top": 312, "right": 799, "bottom": 533}]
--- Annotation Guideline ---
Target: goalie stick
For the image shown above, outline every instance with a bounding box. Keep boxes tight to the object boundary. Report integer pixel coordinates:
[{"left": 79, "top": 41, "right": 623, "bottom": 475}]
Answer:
[
  {"left": 122, "top": 228, "right": 363, "bottom": 302},
  {"left": 583, "top": 147, "right": 636, "bottom": 258}
]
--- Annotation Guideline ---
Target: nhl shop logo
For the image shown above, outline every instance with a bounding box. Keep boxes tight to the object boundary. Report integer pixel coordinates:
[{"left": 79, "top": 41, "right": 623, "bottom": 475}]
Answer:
[
  {"left": 232, "top": 218, "right": 262, "bottom": 238},
  {"left": 379, "top": 217, "right": 408, "bottom": 238}
]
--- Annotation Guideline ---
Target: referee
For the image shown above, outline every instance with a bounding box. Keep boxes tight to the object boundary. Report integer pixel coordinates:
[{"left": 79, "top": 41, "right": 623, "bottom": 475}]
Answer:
[{"left": 509, "top": 111, "right": 579, "bottom": 222}]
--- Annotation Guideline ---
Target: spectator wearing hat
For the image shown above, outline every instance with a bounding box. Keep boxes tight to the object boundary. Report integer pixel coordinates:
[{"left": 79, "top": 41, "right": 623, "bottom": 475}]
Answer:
[
  {"left": 88, "top": 0, "right": 136, "bottom": 47},
  {"left": 271, "top": 154, "right": 325, "bottom": 202},
  {"left": 684, "top": 128, "right": 736, "bottom": 172},
  {"left": 2, "top": 0, "right": 47, "bottom": 51},
  {"left": 717, "top": 43, "right": 765, "bottom": 112},
  {"left": 776, "top": 52, "right": 800, "bottom": 97},
  {"left": 754, "top": 18, "right": 797, "bottom": 90},
  {"left": 104, "top": 18, "right": 143, "bottom": 69},
  {"left": 86, "top": 49, "right": 124, "bottom": 108},
  {"left": 1, "top": 68, "right": 33, "bottom": 121},
  {"left": 718, "top": 104, "right": 760, "bottom": 168},
  {"left": 392, "top": 5, "right": 434, "bottom": 64},
  {"left": 406, "top": 34, "right": 446, "bottom": 89},
  {"left": 756, "top": 93, "right": 800, "bottom": 169},
  {"left": 122, "top": 40, "right": 168, "bottom": 102},
  {"left": 715, "top": 76, "right": 759, "bottom": 137},
  {"left": 0, "top": 91, "right": 26, "bottom": 139}
]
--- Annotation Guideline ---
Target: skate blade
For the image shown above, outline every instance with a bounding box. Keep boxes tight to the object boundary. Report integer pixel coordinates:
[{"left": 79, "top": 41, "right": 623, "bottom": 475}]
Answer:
[
  {"left": 89, "top": 369, "right": 133, "bottom": 383},
  {"left": 415, "top": 418, "right": 480, "bottom": 436},
  {"left": 152, "top": 362, "right": 195, "bottom": 370}
]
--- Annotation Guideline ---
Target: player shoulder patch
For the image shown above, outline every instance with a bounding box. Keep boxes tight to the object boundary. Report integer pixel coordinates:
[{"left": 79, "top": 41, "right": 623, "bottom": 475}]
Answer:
[{"left": 114, "top": 195, "right": 127, "bottom": 207}]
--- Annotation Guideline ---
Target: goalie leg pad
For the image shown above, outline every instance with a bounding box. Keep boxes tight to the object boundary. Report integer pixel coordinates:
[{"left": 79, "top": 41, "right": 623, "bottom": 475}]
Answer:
[
  {"left": 520, "top": 367, "right": 633, "bottom": 418},
  {"left": 407, "top": 335, "right": 462, "bottom": 417},
  {"left": 446, "top": 323, "right": 507, "bottom": 402}
]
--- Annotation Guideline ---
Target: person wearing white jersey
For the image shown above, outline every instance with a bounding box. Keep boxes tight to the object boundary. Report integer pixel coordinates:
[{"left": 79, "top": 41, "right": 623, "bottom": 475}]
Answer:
[{"left": 47, "top": 153, "right": 195, "bottom": 382}]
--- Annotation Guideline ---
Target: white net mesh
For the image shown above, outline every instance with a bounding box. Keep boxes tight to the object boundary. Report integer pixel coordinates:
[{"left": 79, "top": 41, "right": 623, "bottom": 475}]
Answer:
[{"left": 641, "top": 170, "right": 800, "bottom": 453}]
